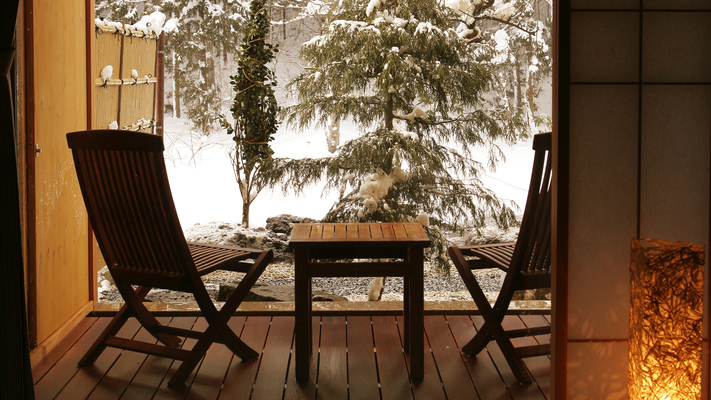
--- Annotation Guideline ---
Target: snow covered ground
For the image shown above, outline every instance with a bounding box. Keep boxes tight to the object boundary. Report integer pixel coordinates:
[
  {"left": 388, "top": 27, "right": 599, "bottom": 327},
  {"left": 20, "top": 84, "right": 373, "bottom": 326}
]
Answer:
[{"left": 164, "top": 116, "right": 537, "bottom": 230}]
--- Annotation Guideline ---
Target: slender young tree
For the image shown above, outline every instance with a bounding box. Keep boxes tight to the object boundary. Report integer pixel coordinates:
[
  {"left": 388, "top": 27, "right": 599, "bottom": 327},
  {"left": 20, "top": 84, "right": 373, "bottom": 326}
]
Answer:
[
  {"left": 221, "top": 0, "right": 279, "bottom": 228},
  {"left": 261, "top": 0, "right": 549, "bottom": 269}
]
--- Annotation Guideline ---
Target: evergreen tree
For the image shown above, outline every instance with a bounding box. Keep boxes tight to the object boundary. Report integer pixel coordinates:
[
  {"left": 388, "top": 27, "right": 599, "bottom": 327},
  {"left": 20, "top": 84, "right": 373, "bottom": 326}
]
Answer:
[
  {"left": 447, "top": 0, "right": 552, "bottom": 133},
  {"left": 221, "top": 0, "right": 279, "bottom": 228},
  {"left": 262, "top": 0, "right": 549, "bottom": 269},
  {"left": 164, "top": 0, "right": 246, "bottom": 136}
]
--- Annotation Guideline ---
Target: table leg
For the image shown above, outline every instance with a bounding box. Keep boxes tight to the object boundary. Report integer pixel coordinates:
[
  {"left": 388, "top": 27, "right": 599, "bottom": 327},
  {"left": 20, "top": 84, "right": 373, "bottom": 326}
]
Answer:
[
  {"left": 403, "top": 267, "right": 410, "bottom": 352},
  {"left": 409, "top": 247, "right": 424, "bottom": 380},
  {"left": 295, "top": 249, "right": 311, "bottom": 381}
]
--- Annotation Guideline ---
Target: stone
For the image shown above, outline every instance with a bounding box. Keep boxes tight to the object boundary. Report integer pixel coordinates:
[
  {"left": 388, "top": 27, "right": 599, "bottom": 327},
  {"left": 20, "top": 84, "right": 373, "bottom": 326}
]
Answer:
[
  {"left": 217, "top": 282, "right": 347, "bottom": 302},
  {"left": 97, "top": 265, "right": 114, "bottom": 285},
  {"left": 511, "top": 288, "right": 551, "bottom": 301},
  {"left": 265, "top": 214, "right": 317, "bottom": 236},
  {"left": 186, "top": 215, "right": 318, "bottom": 263}
]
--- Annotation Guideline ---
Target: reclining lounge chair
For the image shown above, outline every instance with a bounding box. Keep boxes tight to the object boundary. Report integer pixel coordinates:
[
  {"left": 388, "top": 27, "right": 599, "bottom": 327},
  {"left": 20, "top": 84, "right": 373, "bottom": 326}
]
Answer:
[
  {"left": 448, "top": 132, "right": 552, "bottom": 383},
  {"left": 67, "top": 129, "right": 273, "bottom": 386}
]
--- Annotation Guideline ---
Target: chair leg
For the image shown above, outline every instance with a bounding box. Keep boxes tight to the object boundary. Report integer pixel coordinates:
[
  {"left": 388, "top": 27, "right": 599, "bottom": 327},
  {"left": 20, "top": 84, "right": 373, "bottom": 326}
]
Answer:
[
  {"left": 470, "top": 288, "right": 533, "bottom": 382},
  {"left": 79, "top": 286, "right": 154, "bottom": 366},
  {"left": 115, "top": 283, "right": 182, "bottom": 347},
  {"left": 193, "top": 294, "right": 259, "bottom": 360},
  {"left": 449, "top": 247, "right": 533, "bottom": 383},
  {"left": 214, "top": 250, "right": 272, "bottom": 359},
  {"left": 461, "top": 322, "right": 493, "bottom": 356},
  {"left": 168, "top": 250, "right": 273, "bottom": 387}
]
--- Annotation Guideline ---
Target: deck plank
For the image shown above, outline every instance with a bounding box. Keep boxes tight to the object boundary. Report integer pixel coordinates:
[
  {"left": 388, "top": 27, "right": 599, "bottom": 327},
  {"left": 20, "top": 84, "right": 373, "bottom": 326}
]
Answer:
[
  {"left": 371, "top": 316, "right": 413, "bottom": 400},
  {"left": 520, "top": 315, "right": 551, "bottom": 396},
  {"left": 35, "top": 314, "right": 550, "bottom": 400},
  {"left": 54, "top": 318, "right": 143, "bottom": 400},
  {"left": 87, "top": 317, "right": 173, "bottom": 400},
  {"left": 218, "top": 316, "right": 272, "bottom": 400},
  {"left": 473, "top": 316, "right": 547, "bottom": 400},
  {"left": 316, "top": 316, "right": 348, "bottom": 400},
  {"left": 396, "top": 315, "right": 446, "bottom": 400},
  {"left": 424, "top": 315, "right": 480, "bottom": 400},
  {"left": 152, "top": 317, "right": 207, "bottom": 400},
  {"left": 446, "top": 315, "right": 512, "bottom": 400},
  {"left": 283, "top": 317, "right": 320, "bottom": 400},
  {"left": 185, "top": 319, "right": 243, "bottom": 400},
  {"left": 120, "top": 316, "right": 200, "bottom": 400},
  {"left": 251, "top": 317, "right": 295, "bottom": 400},
  {"left": 33, "top": 317, "right": 109, "bottom": 399},
  {"left": 346, "top": 316, "right": 380, "bottom": 400}
]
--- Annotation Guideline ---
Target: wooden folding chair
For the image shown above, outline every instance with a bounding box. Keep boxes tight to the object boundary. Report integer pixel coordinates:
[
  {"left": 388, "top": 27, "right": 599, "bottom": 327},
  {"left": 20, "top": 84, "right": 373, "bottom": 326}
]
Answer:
[
  {"left": 67, "top": 129, "right": 273, "bottom": 386},
  {"left": 448, "top": 132, "right": 551, "bottom": 383}
]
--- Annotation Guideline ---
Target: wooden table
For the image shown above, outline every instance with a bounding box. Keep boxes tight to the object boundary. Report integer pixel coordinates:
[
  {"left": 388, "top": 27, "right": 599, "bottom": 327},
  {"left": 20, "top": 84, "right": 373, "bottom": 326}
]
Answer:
[{"left": 288, "top": 222, "right": 430, "bottom": 381}]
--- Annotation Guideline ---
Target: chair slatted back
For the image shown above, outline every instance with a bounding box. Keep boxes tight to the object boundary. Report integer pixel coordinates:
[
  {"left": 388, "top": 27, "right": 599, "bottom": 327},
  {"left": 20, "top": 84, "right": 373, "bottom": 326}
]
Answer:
[
  {"left": 68, "top": 130, "right": 195, "bottom": 288},
  {"left": 509, "top": 132, "right": 552, "bottom": 289}
]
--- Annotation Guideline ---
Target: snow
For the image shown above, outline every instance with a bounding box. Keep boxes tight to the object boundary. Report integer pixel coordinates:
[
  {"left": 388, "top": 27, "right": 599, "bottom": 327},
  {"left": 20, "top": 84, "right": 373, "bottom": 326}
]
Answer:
[
  {"left": 399, "top": 106, "right": 429, "bottom": 123},
  {"left": 494, "top": 29, "right": 510, "bottom": 52},
  {"left": 366, "top": 0, "right": 382, "bottom": 17},
  {"left": 355, "top": 165, "right": 412, "bottom": 215},
  {"left": 415, "top": 21, "right": 442, "bottom": 35},
  {"left": 164, "top": 115, "right": 535, "bottom": 230},
  {"left": 493, "top": 3, "right": 515, "bottom": 20},
  {"left": 393, "top": 18, "right": 408, "bottom": 29},
  {"left": 304, "top": 1, "right": 329, "bottom": 15},
  {"left": 446, "top": 0, "right": 475, "bottom": 12},
  {"left": 130, "top": 11, "right": 167, "bottom": 36},
  {"left": 164, "top": 18, "right": 179, "bottom": 33},
  {"left": 416, "top": 213, "right": 429, "bottom": 227},
  {"left": 100, "top": 65, "right": 113, "bottom": 82},
  {"left": 96, "top": 19, "right": 124, "bottom": 30}
]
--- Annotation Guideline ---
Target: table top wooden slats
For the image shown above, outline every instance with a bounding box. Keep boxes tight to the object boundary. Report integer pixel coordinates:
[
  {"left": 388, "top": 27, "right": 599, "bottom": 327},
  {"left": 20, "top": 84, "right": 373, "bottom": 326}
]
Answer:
[{"left": 289, "top": 222, "right": 430, "bottom": 248}]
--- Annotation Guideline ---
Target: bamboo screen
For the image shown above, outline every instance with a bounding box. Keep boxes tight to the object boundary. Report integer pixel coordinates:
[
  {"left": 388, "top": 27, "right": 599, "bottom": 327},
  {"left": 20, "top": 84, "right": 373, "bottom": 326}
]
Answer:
[{"left": 94, "top": 22, "right": 159, "bottom": 133}]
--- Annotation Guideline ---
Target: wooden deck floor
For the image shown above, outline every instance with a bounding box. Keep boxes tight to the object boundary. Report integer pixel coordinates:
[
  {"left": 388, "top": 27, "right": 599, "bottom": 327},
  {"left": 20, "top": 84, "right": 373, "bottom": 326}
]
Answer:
[{"left": 33, "top": 314, "right": 550, "bottom": 400}]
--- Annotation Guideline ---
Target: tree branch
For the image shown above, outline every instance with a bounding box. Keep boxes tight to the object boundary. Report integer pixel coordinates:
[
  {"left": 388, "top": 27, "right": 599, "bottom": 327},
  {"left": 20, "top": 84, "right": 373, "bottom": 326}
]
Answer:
[{"left": 469, "top": 15, "right": 537, "bottom": 35}]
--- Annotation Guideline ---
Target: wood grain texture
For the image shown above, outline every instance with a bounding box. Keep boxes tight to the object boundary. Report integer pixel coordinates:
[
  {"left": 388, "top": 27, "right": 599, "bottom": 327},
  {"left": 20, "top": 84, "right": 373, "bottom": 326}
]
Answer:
[
  {"left": 31, "top": 0, "right": 90, "bottom": 346},
  {"left": 36, "top": 315, "right": 551, "bottom": 400},
  {"left": 346, "top": 316, "right": 380, "bottom": 400},
  {"left": 250, "top": 317, "right": 294, "bottom": 400},
  {"left": 316, "top": 316, "right": 348, "bottom": 400}
]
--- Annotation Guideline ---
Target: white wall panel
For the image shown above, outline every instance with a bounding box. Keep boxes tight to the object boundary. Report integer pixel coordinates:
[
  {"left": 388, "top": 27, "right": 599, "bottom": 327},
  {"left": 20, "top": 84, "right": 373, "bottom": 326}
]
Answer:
[
  {"left": 568, "top": 85, "right": 639, "bottom": 340},
  {"left": 570, "top": 12, "right": 639, "bottom": 83},
  {"left": 642, "top": 12, "right": 711, "bottom": 83},
  {"left": 567, "top": 342, "right": 629, "bottom": 400}
]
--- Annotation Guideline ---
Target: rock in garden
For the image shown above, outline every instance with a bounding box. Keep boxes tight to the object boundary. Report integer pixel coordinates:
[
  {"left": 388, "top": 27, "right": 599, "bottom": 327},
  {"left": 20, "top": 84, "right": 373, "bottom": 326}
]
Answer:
[{"left": 265, "top": 214, "right": 317, "bottom": 236}]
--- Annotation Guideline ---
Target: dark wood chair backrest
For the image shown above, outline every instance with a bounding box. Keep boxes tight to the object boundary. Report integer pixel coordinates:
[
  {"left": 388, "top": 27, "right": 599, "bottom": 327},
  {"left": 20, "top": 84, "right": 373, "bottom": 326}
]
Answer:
[
  {"left": 67, "top": 130, "right": 195, "bottom": 287},
  {"left": 508, "top": 132, "right": 552, "bottom": 290}
]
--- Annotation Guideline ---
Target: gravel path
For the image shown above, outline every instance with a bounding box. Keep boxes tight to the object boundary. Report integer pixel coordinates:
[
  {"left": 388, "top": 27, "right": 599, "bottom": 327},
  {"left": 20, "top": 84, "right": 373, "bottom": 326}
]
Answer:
[
  {"left": 98, "top": 261, "right": 506, "bottom": 303},
  {"left": 97, "top": 218, "right": 522, "bottom": 304}
]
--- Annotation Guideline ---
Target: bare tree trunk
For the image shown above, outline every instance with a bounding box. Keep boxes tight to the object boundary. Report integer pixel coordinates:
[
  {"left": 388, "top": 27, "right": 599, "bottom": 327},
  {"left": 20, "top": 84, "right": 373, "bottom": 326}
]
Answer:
[
  {"left": 326, "top": 118, "right": 340, "bottom": 153},
  {"left": 242, "top": 201, "right": 250, "bottom": 228},
  {"left": 175, "top": 75, "right": 181, "bottom": 118},
  {"left": 385, "top": 95, "right": 394, "bottom": 130}
]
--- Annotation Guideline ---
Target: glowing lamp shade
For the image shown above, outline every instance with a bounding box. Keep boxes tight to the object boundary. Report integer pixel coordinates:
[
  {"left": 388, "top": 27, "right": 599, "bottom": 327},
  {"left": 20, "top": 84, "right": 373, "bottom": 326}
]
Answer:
[{"left": 629, "top": 239, "right": 705, "bottom": 400}]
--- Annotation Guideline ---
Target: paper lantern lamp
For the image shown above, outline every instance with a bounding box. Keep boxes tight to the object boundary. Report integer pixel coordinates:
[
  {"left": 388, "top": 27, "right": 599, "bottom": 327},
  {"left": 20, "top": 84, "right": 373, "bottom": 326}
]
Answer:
[{"left": 629, "top": 238, "right": 704, "bottom": 400}]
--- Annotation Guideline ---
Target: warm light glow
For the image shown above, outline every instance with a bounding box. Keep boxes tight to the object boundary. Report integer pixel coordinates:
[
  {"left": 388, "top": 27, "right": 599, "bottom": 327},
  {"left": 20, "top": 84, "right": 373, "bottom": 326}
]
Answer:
[{"left": 628, "top": 239, "right": 704, "bottom": 400}]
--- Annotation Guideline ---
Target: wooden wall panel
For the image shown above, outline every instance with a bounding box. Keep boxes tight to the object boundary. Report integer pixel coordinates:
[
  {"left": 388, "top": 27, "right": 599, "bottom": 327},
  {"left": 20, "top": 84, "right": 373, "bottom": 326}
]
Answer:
[{"left": 30, "top": 0, "right": 90, "bottom": 345}]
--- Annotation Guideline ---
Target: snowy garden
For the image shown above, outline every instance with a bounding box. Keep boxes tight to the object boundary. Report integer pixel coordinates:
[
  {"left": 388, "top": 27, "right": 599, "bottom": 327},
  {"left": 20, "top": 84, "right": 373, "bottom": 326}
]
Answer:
[{"left": 95, "top": 0, "right": 552, "bottom": 303}]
